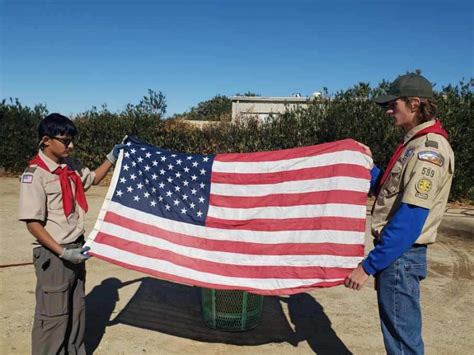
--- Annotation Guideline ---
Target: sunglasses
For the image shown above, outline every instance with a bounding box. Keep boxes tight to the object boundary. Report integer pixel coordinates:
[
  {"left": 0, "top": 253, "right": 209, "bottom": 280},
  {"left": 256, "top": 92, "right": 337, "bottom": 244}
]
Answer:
[
  {"left": 380, "top": 100, "right": 399, "bottom": 110},
  {"left": 50, "top": 136, "right": 74, "bottom": 147}
]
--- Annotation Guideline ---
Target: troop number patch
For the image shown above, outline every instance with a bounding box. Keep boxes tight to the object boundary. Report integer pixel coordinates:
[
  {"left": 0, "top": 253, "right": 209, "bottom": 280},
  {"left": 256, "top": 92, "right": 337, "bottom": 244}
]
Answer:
[{"left": 416, "top": 178, "right": 432, "bottom": 193}]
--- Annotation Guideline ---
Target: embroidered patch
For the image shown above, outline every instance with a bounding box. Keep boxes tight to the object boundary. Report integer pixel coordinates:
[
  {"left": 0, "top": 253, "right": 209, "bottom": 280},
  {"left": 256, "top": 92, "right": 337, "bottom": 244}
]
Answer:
[
  {"left": 418, "top": 151, "right": 444, "bottom": 166},
  {"left": 399, "top": 147, "right": 415, "bottom": 164},
  {"left": 22, "top": 174, "right": 34, "bottom": 184},
  {"left": 415, "top": 192, "right": 428, "bottom": 199},
  {"left": 416, "top": 178, "right": 432, "bottom": 193}
]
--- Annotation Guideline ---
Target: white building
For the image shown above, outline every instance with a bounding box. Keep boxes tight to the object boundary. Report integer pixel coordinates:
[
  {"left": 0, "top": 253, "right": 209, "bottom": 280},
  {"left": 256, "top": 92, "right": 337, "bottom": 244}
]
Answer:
[{"left": 231, "top": 95, "right": 312, "bottom": 122}]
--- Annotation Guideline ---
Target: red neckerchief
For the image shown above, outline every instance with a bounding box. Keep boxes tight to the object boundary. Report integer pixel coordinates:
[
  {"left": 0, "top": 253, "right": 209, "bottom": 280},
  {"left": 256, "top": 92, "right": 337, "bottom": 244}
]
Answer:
[
  {"left": 29, "top": 154, "right": 89, "bottom": 216},
  {"left": 378, "top": 120, "right": 449, "bottom": 190}
]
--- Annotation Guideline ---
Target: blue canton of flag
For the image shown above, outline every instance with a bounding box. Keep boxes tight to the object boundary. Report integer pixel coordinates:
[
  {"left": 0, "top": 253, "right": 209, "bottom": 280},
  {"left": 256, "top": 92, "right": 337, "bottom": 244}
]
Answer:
[{"left": 111, "top": 140, "right": 215, "bottom": 226}]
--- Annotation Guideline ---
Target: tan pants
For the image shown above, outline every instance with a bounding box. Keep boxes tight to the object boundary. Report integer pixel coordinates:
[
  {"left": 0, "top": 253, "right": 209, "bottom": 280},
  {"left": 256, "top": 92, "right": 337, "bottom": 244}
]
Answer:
[{"left": 32, "top": 238, "right": 86, "bottom": 355}]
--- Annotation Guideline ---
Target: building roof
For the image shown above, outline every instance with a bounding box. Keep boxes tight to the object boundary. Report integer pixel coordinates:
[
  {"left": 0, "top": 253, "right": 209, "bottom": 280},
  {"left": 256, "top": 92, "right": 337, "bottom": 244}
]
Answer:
[{"left": 231, "top": 96, "right": 310, "bottom": 103}]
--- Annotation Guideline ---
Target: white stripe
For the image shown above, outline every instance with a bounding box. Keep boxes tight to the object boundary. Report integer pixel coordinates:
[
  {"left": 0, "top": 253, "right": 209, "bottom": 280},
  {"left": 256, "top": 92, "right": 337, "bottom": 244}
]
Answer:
[
  {"left": 210, "top": 176, "right": 369, "bottom": 196},
  {"left": 207, "top": 203, "right": 366, "bottom": 220},
  {"left": 91, "top": 243, "right": 353, "bottom": 290},
  {"left": 213, "top": 150, "right": 371, "bottom": 173},
  {"left": 97, "top": 221, "right": 362, "bottom": 267},
  {"left": 102, "top": 201, "right": 365, "bottom": 245}
]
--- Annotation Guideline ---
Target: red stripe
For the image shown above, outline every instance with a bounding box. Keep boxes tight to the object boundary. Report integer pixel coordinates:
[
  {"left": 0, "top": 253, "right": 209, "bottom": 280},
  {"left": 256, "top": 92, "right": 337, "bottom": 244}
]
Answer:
[
  {"left": 210, "top": 190, "right": 367, "bottom": 208},
  {"left": 206, "top": 216, "right": 366, "bottom": 232},
  {"left": 94, "top": 233, "right": 359, "bottom": 279},
  {"left": 90, "top": 250, "right": 348, "bottom": 295},
  {"left": 215, "top": 139, "right": 363, "bottom": 162},
  {"left": 104, "top": 212, "right": 362, "bottom": 256},
  {"left": 211, "top": 164, "right": 369, "bottom": 184}
]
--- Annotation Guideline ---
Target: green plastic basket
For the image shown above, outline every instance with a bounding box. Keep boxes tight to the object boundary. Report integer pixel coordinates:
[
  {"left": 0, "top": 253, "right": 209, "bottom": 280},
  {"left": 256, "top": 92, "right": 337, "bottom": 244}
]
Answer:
[{"left": 201, "top": 288, "right": 264, "bottom": 331}]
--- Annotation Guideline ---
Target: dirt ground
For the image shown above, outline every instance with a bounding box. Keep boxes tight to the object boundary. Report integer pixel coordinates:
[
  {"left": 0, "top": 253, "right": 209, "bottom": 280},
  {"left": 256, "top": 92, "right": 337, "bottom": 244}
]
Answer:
[{"left": 1, "top": 176, "right": 473, "bottom": 354}]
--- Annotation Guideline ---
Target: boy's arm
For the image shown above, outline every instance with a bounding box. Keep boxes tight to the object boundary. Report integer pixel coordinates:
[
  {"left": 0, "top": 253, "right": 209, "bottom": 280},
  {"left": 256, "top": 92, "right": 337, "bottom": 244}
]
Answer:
[
  {"left": 26, "top": 220, "right": 64, "bottom": 255},
  {"left": 26, "top": 220, "right": 90, "bottom": 263},
  {"left": 93, "top": 160, "right": 113, "bottom": 185},
  {"left": 90, "top": 143, "right": 127, "bottom": 185}
]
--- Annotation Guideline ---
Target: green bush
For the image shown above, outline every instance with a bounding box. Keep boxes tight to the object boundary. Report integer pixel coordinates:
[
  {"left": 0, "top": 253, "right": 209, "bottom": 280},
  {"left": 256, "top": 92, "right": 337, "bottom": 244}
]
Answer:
[{"left": 0, "top": 99, "right": 47, "bottom": 172}]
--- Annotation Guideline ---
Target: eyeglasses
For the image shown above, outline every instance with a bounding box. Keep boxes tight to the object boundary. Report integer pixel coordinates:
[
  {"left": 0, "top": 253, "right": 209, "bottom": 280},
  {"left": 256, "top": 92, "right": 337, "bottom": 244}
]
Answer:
[
  {"left": 50, "top": 136, "right": 74, "bottom": 147},
  {"left": 380, "top": 100, "right": 398, "bottom": 111}
]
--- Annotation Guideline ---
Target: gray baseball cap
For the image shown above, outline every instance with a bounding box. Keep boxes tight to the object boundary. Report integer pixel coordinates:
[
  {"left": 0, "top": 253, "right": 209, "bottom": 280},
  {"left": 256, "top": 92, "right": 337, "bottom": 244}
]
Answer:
[{"left": 374, "top": 73, "right": 434, "bottom": 105}]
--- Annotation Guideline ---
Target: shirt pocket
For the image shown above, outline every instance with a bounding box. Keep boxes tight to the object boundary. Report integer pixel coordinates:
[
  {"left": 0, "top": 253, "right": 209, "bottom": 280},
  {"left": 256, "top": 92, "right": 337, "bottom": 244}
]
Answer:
[
  {"left": 383, "top": 161, "right": 403, "bottom": 196},
  {"left": 44, "top": 180, "right": 63, "bottom": 210}
]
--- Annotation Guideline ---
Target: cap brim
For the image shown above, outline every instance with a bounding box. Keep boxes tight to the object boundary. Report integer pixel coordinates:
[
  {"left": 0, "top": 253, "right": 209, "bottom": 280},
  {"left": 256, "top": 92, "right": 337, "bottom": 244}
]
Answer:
[{"left": 373, "top": 94, "right": 399, "bottom": 105}]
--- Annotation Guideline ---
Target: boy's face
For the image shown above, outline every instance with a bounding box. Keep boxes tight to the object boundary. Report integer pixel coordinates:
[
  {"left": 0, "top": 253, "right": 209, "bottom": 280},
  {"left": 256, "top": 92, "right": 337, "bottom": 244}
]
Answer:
[
  {"left": 42, "top": 134, "right": 74, "bottom": 159},
  {"left": 384, "top": 98, "right": 418, "bottom": 131}
]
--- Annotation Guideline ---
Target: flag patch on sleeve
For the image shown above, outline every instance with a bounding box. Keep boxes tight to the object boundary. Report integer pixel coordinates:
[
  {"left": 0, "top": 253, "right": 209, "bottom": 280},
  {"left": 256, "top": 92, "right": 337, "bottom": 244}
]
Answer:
[{"left": 22, "top": 174, "right": 34, "bottom": 184}]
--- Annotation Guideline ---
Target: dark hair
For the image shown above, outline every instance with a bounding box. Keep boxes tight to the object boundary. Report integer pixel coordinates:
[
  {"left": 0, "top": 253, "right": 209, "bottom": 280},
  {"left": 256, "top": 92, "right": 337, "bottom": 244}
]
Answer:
[
  {"left": 401, "top": 97, "right": 438, "bottom": 124},
  {"left": 38, "top": 113, "right": 77, "bottom": 139}
]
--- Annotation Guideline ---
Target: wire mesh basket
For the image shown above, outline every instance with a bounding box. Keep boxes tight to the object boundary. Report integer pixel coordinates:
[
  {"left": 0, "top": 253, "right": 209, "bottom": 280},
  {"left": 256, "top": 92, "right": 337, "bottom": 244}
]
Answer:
[{"left": 201, "top": 288, "right": 264, "bottom": 331}]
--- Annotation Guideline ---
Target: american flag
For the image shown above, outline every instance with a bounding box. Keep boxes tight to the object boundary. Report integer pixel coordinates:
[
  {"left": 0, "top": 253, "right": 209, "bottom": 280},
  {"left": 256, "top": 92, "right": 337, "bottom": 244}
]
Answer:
[{"left": 86, "top": 137, "right": 372, "bottom": 295}]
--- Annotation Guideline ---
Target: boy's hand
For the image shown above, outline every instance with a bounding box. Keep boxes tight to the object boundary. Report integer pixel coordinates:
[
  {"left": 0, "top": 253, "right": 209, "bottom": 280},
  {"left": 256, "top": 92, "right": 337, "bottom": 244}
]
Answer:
[
  {"left": 344, "top": 264, "right": 369, "bottom": 290},
  {"left": 106, "top": 143, "right": 127, "bottom": 164},
  {"left": 60, "top": 246, "right": 91, "bottom": 264}
]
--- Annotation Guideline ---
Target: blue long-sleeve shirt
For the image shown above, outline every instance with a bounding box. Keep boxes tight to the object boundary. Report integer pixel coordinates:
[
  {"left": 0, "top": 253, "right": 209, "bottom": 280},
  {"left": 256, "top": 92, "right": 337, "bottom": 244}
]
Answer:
[
  {"left": 362, "top": 166, "right": 429, "bottom": 275},
  {"left": 369, "top": 165, "right": 382, "bottom": 195}
]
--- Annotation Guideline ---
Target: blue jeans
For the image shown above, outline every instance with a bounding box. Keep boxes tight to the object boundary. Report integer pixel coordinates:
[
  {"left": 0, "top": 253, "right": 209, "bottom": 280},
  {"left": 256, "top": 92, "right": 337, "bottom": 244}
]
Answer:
[{"left": 376, "top": 245, "right": 427, "bottom": 355}]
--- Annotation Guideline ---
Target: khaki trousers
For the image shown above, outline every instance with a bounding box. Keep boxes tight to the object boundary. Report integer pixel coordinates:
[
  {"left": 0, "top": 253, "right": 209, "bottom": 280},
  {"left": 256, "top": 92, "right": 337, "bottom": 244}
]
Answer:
[{"left": 32, "top": 238, "right": 86, "bottom": 355}]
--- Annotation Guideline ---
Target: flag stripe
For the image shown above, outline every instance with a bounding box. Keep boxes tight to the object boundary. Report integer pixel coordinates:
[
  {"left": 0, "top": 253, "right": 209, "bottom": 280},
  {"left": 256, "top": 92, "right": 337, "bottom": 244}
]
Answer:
[
  {"left": 90, "top": 242, "right": 349, "bottom": 291},
  {"left": 98, "top": 222, "right": 363, "bottom": 266},
  {"left": 103, "top": 213, "right": 364, "bottom": 256},
  {"left": 94, "top": 233, "right": 356, "bottom": 279},
  {"left": 207, "top": 203, "right": 366, "bottom": 220},
  {"left": 105, "top": 202, "right": 365, "bottom": 244},
  {"left": 206, "top": 216, "right": 366, "bottom": 232},
  {"left": 91, "top": 253, "right": 346, "bottom": 295},
  {"left": 214, "top": 138, "right": 362, "bottom": 162},
  {"left": 210, "top": 176, "right": 369, "bottom": 196},
  {"left": 212, "top": 150, "right": 371, "bottom": 173},
  {"left": 211, "top": 164, "right": 369, "bottom": 184},
  {"left": 209, "top": 190, "right": 367, "bottom": 208}
]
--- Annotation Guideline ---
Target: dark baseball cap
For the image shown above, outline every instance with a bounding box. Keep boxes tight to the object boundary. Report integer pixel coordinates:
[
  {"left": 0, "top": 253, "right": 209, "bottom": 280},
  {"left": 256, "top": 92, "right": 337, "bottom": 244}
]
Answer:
[{"left": 374, "top": 73, "right": 434, "bottom": 105}]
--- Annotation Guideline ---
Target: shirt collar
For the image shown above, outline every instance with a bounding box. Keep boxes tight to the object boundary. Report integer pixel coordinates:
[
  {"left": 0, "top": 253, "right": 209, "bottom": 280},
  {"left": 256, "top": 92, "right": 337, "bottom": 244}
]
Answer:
[
  {"left": 403, "top": 120, "right": 436, "bottom": 145},
  {"left": 38, "top": 150, "right": 64, "bottom": 172}
]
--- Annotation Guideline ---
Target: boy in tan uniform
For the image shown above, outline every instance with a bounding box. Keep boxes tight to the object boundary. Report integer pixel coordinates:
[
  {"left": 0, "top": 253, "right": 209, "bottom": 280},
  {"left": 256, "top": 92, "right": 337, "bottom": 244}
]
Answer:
[
  {"left": 344, "top": 73, "right": 454, "bottom": 354},
  {"left": 18, "top": 113, "right": 123, "bottom": 355}
]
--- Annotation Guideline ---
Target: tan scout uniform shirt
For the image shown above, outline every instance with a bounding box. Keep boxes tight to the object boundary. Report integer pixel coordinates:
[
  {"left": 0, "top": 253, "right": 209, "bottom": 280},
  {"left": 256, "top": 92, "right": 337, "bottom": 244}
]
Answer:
[
  {"left": 18, "top": 150, "right": 96, "bottom": 245},
  {"left": 371, "top": 120, "right": 454, "bottom": 244}
]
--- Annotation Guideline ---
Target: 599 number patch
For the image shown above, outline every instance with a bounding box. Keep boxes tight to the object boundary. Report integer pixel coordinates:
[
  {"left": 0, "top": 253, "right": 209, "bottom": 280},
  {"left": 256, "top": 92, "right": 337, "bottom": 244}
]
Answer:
[{"left": 421, "top": 167, "right": 435, "bottom": 177}]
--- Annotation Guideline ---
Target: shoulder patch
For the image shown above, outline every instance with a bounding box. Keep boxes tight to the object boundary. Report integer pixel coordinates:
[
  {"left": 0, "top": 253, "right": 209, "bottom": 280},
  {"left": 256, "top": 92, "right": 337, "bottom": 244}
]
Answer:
[
  {"left": 21, "top": 174, "right": 34, "bottom": 184},
  {"left": 418, "top": 151, "right": 444, "bottom": 166},
  {"left": 425, "top": 140, "right": 438, "bottom": 148}
]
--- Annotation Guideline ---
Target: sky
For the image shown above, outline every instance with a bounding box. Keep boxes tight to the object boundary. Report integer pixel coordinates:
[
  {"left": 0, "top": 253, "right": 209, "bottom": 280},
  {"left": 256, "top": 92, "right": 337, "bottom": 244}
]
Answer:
[{"left": 1, "top": 0, "right": 473, "bottom": 117}]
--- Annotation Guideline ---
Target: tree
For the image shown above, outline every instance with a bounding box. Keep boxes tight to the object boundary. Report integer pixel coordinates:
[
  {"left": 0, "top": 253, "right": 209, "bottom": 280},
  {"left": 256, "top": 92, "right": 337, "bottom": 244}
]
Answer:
[{"left": 135, "top": 89, "right": 167, "bottom": 116}]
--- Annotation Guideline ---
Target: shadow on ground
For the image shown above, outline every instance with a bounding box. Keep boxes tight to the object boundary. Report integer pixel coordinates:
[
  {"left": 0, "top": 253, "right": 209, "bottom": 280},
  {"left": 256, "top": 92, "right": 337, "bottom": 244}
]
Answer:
[{"left": 85, "top": 277, "right": 351, "bottom": 354}]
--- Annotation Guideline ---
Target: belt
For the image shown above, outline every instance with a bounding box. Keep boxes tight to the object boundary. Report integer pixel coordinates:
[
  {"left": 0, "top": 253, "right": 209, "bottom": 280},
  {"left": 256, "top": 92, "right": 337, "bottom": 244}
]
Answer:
[
  {"left": 412, "top": 243, "right": 427, "bottom": 248},
  {"left": 61, "top": 235, "right": 85, "bottom": 247}
]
